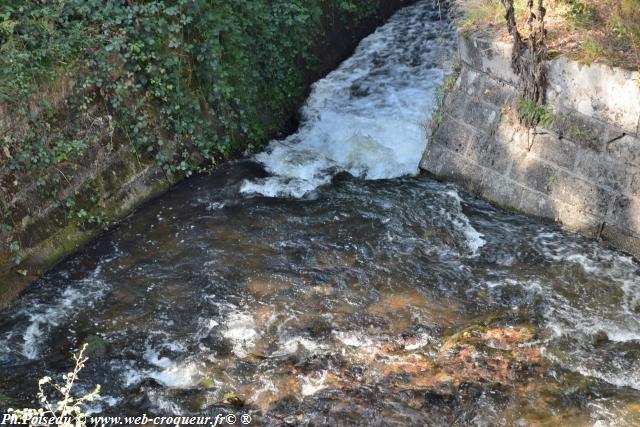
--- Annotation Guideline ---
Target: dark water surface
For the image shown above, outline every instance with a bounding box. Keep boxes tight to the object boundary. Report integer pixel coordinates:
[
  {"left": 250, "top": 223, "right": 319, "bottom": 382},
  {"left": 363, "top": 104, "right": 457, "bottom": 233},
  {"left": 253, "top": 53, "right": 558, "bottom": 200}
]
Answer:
[
  {"left": 1, "top": 1, "right": 640, "bottom": 426},
  {"left": 1, "top": 165, "right": 639, "bottom": 425}
]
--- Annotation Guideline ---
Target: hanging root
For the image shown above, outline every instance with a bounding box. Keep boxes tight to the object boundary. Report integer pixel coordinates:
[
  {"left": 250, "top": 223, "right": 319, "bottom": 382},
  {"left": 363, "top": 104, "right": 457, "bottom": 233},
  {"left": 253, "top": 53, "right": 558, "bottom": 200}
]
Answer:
[{"left": 499, "top": 0, "right": 548, "bottom": 109}]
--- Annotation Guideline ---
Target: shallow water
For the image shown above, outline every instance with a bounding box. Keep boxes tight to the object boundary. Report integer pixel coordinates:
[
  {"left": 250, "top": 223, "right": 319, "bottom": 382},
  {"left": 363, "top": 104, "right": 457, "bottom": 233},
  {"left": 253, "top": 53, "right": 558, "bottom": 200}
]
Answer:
[{"left": 1, "top": 1, "right": 640, "bottom": 426}]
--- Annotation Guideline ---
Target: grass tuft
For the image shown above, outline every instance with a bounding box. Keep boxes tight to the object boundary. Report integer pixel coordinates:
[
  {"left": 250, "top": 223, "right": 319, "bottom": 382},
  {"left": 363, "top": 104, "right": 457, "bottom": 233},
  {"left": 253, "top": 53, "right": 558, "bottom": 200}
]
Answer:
[{"left": 517, "top": 97, "right": 555, "bottom": 128}]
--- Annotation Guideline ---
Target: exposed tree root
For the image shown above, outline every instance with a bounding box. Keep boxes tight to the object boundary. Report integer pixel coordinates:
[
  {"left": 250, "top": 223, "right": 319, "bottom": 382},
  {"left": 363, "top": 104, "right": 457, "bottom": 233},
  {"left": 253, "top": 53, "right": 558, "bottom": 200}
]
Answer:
[{"left": 500, "top": 0, "right": 548, "bottom": 106}]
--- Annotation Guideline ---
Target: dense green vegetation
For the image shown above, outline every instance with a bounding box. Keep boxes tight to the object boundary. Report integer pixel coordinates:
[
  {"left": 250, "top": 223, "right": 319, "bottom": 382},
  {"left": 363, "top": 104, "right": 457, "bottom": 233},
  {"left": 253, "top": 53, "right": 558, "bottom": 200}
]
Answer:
[
  {"left": 0, "top": 0, "right": 387, "bottom": 268},
  {"left": 1, "top": 0, "right": 381, "bottom": 176}
]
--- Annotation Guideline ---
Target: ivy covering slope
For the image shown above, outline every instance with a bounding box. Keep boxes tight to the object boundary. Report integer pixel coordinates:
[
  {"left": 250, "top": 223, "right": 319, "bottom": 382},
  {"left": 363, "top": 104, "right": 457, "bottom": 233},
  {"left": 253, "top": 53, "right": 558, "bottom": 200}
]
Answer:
[{"left": 0, "top": 0, "right": 393, "bottom": 272}]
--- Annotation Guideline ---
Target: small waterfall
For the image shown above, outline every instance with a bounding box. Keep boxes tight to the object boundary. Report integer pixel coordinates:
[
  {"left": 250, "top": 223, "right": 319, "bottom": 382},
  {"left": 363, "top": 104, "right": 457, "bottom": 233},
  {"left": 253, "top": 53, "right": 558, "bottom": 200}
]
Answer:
[{"left": 241, "top": 0, "right": 457, "bottom": 198}]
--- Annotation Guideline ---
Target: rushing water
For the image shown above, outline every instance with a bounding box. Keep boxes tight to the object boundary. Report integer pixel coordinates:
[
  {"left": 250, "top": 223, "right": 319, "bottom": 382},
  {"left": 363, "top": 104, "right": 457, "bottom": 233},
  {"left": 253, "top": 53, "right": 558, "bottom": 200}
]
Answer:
[{"left": 2, "top": 1, "right": 640, "bottom": 425}]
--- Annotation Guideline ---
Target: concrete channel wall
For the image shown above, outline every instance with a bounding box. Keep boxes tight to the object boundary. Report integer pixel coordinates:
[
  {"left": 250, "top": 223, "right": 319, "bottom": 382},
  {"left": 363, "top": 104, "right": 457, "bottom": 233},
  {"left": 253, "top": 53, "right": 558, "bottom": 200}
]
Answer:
[{"left": 420, "top": 34, "right": 640, "bottom": 257}]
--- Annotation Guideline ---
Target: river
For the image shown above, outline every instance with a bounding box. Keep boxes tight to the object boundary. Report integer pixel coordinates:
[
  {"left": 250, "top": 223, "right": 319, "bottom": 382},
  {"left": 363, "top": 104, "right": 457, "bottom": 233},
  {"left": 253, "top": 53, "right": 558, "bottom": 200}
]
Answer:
[{"left": 1, "top": 1, "right": 639, "bottom": 425}]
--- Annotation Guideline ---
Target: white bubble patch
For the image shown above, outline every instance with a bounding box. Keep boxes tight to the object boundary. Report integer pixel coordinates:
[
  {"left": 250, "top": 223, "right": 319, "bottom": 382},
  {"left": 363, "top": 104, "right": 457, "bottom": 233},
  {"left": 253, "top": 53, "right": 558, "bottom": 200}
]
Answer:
[
  {"left": 19, "top": 265, "right": 108, "bottom": 359},
  {"left": 222, "top": 309, "right": 259, "bottom": 358},
  {"left": 444, "top": 189, "right": 486, "bottom": 257}
]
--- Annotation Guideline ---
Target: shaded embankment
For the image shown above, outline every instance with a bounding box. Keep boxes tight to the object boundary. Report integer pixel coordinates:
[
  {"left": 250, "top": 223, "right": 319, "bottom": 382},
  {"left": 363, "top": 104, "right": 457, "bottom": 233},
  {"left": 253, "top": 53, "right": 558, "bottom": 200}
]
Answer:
[{"left": 0, "top": 0, "right": 414, "bottom": 306}]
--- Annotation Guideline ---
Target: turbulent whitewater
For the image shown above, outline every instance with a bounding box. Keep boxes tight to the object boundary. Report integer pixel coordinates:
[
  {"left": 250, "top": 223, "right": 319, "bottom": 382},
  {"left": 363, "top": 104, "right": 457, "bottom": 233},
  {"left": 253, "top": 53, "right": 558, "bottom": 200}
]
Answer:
[
  {"left": 1, "top": 2, "right": 640, "bottom": 426},
  {"left": 240, "top": 2, "right": 455, "bottom": 197}
]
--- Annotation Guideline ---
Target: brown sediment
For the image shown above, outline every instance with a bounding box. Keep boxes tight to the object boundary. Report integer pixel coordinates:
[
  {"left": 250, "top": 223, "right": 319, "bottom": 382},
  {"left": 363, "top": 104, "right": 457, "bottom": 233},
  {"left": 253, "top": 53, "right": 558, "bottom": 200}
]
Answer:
[
  {"left": 318, "top": 321, "right": 544, "bottom": 397},
  {"left": 246, "top": 277, "right": 292, "bottom": 298}
]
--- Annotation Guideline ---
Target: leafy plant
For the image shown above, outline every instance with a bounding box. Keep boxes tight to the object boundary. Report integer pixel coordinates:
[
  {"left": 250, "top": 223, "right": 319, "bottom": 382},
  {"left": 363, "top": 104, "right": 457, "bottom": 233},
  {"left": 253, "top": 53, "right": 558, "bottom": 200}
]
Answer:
[
  {"left": 0, "top": 0, "right": 384, "bottom": 175},
  {"left": 424, "top": 69, "right": 460, "bottom": 137},
  {"left": 7, "top": 344, "right": 100, "bottom": 427},
  {"left": 613, "top": 0, "right": 640, "bottom": 50},
  {"left": 443, "top": 74, "right": 458, "bottom": 93},
  {"left": 579, "top": 36, "right": 603, "bottom": 65},
  {"left": 458, "top": 0, "right": 505, "bottom": 33},
  {"left": 517, "top": 97, "right": 555, "bottom": 128},
  {"left": 8, "top": 240, "right": 21, "bottom": 265},
  {"left": 561, "top": 0, "right": 594, "bottom": 27}
]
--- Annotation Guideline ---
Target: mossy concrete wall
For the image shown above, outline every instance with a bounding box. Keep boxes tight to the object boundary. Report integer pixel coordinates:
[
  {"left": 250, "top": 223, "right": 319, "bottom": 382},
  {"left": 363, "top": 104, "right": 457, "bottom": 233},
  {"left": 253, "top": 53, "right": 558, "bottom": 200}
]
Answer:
[
  {"left": 421, "top": 33, "right": 640, "bottom": 258},
  {"left": 0, "top": 0, "right": 414, "bottom": 308},
  {"left": 0, "top": 140, "right": 177, "bottom": 307}
]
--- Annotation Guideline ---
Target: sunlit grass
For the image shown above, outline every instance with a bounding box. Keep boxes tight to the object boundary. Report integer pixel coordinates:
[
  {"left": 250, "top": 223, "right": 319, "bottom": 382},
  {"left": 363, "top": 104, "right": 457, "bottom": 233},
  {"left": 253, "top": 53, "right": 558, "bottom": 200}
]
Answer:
[
  {"left": 458, "top": 0, "right": 505, "bottom": 33},
  {"left": 456, "top": 0, "right": 639, "bottom": 70},
  {"left": 579, "top": 36, "right": 603, "bottom": 65}
]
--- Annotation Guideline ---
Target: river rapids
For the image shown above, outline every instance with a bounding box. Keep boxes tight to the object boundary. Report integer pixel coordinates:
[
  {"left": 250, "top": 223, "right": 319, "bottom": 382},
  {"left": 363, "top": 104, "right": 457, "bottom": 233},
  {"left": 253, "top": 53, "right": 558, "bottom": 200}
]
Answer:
[{"left": 1, "top": 1, "right": 639, "bottom": 426}]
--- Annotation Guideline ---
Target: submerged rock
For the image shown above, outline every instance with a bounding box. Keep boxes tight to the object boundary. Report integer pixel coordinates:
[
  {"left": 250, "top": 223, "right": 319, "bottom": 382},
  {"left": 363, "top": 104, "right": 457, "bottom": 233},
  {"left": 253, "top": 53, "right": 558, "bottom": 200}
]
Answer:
[
  {"left": 320, "top": 318, "right": 545, "bottom": 400},
  {"left": 83, "top": 334, "right": 108, "bottom": 357}
]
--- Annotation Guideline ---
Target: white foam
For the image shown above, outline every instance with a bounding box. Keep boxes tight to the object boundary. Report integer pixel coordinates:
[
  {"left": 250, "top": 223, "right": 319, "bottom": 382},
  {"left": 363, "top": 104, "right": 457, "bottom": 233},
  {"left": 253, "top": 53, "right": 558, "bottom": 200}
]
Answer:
[
  {"left": 145, "top": 390, "right": 184, "bottom": 414},
  {"left": 130, "top": 340, "right": 203, "bottom": 389},
  {"left": 598, "top": 328, "right": 640, "bottom": 343},
  {"left": 552, "top": 355, "right": 640, "bottom": 391},
  {"left": 534, "top": 232, "right": 640, "bottom": 343},
  {"left": 20, "top": 266, "right": 107, "bottom": 359},
  {"left": 85, "top": 395, "right": 121, "bottom": 415},
  {"left": 299, "top": 370, "right": 329, "bottom": 396},
  {"left": 249, "top": 378, "right": 278, "bottom": 406},
  {"left": 333, "top": 331, "right": 373, "bottom": 348},
  {"left": 445, "top": 189, "right": 486, "bottom": 256},
  {"left": 222, "top": 310, "right": 258, "bottom": 358},
  {"left": 122, "top": 366, "right": 143, "bottom": 388},
  {"left": 273, "top": 336, "right": 324, "bottom": 356},
  {"left": 404, "top": 333, "right": 436, "bottom": 350},
  {"left": 195, "top": 318, "right": 220, "bottom": 341},
  {"left": 149, "top": 361, "right": 201, "bottom": 389},
  {"left": 241, "top": 1, "right": 455, "bottom": 198},
  {"left": 206, "top": 202, "right": 226, "bottom": 211},
  {"left": 483, "top": 237, "right": 640, "bottom": 391}
]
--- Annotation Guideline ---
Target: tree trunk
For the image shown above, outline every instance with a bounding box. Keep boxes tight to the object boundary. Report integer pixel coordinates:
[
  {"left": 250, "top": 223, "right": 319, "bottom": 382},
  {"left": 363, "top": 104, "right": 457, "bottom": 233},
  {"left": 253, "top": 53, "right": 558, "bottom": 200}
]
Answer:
[{"left": 499, "top": 0, "right": 548, "bottom": 104}]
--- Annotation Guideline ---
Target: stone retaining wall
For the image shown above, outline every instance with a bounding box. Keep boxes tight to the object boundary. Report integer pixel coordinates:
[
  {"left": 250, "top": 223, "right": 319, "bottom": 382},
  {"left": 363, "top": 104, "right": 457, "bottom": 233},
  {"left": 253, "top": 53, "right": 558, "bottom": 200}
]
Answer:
[{"left": 420, "top": 34, "right": 640, "bottom": 257}]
